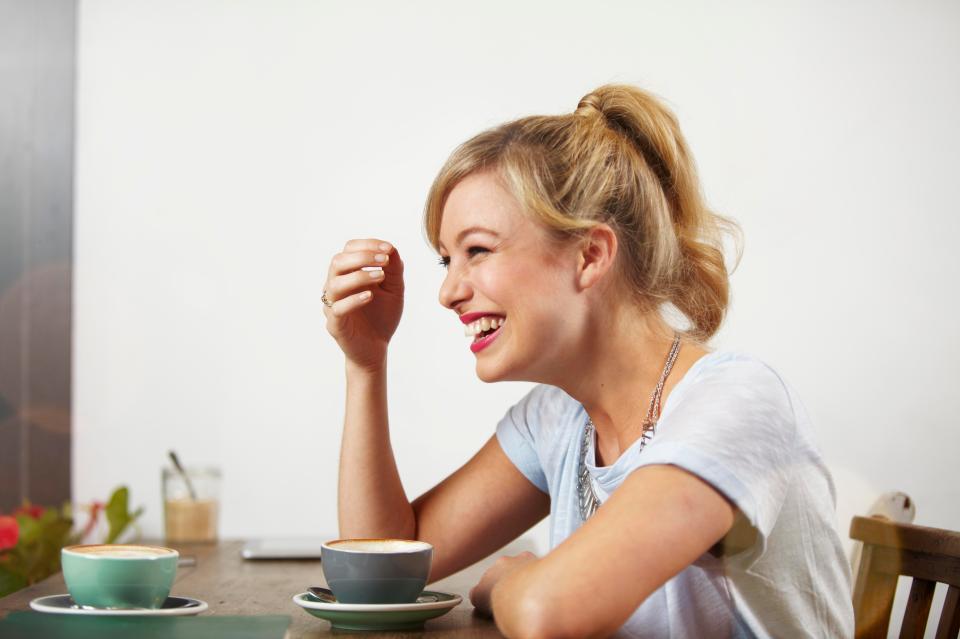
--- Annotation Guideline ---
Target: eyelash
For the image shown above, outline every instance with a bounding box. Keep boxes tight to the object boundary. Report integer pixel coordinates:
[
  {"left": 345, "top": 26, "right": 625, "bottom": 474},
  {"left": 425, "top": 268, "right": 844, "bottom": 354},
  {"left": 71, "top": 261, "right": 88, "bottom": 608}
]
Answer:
[{"left": 438, "top": 246, "right": 488, "bottom": 269}]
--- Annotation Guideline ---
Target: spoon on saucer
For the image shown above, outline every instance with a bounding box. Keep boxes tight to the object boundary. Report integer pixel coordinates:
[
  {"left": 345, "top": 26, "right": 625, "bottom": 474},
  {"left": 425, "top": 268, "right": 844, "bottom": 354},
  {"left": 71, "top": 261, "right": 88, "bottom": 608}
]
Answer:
[{"left": 307, "top": 587, "right": 337, "bottom": 603}]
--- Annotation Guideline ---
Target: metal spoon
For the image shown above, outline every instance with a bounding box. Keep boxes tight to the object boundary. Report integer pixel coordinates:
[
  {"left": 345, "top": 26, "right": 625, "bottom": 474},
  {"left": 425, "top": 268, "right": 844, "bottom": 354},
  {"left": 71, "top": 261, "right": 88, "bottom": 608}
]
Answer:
[
  {"left": 307, "top": 587, "right": 337, "bottom": 603},
  {"left": 168, "top": 450, "right": 197, "bottom": 500}
]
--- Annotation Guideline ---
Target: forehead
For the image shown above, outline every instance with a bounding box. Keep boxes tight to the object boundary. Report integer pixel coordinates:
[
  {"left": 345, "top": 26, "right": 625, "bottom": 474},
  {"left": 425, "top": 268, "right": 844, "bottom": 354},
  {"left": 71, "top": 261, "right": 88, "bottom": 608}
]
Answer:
[{"left": 438, "top": 172, "right": 537, "bottom": 249}]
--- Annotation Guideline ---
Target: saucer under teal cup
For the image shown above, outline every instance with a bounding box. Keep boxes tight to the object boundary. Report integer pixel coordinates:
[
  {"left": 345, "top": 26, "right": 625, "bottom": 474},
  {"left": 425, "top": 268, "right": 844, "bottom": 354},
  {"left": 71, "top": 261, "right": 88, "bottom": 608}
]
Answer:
[
  {"left": 61, "top": 544, "right": 179, "bottom": 609},
  {"left": 321, "top": 539, "right": 433, "bottom": 604}
]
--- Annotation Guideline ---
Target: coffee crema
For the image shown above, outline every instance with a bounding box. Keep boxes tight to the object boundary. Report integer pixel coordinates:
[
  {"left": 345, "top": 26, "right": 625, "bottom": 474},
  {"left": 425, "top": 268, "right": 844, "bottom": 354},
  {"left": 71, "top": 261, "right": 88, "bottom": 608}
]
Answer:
[
  {"left": 325, "top": 539, "right": 432, "bottom": 553},
  {"left": 64, "top": 544, "right": 176, "bottom": 558}
]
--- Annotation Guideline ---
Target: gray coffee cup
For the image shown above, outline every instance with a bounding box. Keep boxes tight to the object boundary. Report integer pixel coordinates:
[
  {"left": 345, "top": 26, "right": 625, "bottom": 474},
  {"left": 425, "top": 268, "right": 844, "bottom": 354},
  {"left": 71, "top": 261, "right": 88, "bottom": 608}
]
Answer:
[{"left": 321, "top": 539, "right": 433, "bottom": 604}]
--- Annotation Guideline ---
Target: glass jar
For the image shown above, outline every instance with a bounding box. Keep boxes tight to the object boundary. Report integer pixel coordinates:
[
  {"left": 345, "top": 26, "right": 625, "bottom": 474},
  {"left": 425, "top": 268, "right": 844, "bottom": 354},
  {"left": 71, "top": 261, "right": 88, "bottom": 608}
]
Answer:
[{"left": 162, "top": 466, "right": 221, "bottom": 543}]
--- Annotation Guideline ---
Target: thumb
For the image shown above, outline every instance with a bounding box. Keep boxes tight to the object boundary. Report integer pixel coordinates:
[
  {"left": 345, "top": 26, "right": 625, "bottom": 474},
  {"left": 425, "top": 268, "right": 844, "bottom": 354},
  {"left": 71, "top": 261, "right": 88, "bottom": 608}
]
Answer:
[{"left": 378, "top": 247, "right": 405, "bottom": 294}]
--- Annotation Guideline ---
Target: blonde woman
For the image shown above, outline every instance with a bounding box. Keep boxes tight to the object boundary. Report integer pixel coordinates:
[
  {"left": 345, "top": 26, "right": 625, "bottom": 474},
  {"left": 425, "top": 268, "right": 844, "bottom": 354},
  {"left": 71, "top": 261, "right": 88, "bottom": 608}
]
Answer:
[{"left": 322, "top": 85, "right": 854, "bottom": 638}]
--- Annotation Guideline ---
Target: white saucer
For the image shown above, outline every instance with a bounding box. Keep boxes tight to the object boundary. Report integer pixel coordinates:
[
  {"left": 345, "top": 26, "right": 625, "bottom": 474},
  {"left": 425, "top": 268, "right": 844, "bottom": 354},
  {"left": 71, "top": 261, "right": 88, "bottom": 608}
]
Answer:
[
  {"left": 293, "top": 590, "right": 461, "bottom": 631},
  {"left": 30, "top": 594, "right": 208, "bottom": 616},
  {"left": 294, "top": 590, "right": 461, "bottom": 612}
]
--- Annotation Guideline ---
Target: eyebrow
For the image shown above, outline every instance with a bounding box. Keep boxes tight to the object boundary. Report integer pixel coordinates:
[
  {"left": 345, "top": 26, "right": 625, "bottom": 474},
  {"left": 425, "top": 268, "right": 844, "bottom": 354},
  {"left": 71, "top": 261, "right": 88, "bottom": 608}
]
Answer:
[{"left": 439, "top": 226, "right": 500, "bottom": 252}]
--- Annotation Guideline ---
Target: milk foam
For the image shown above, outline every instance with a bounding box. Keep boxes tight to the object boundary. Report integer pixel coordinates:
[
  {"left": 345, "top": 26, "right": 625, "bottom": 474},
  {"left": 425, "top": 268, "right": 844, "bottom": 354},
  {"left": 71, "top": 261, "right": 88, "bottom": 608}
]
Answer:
[
  {"left": 328, "top": 540, "right": 431, "bottom": 553},
  {"left": 67, "top": 545, "right": 175, "bottom": 558}
]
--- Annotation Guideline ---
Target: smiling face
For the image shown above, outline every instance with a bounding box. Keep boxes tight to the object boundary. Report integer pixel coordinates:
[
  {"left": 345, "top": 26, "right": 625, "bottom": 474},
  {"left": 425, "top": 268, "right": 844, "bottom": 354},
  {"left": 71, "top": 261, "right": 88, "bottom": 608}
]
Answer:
[{"left": 438, "top": 172, "right": 588, "bottom": 383}]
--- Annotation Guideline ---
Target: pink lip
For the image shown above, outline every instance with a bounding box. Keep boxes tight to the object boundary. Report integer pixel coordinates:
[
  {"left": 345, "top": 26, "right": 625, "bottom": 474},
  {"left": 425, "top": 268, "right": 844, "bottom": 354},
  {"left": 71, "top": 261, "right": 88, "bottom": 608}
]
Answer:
[
  {"left": 459, "top": 311, "right": 505, "bottom": 325},
  {"left": 470, "top": 323, "right": 503, "bottom": 354}
]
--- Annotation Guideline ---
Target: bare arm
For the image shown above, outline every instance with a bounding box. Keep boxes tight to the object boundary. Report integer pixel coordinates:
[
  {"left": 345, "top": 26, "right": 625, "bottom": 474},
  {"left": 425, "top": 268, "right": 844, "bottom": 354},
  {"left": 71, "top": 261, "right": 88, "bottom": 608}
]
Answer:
[
  {"left": 339, "top": 367, "right": 550, "bottom": 583},
  {"left": 337, "top": 362, "right": 415, "bottom": 539},
  {"left": 489, "top": 465, "right": 735, "bottom": 639},
  {"left": 326, "top": 238, "right": 549, "bottom": 581}
]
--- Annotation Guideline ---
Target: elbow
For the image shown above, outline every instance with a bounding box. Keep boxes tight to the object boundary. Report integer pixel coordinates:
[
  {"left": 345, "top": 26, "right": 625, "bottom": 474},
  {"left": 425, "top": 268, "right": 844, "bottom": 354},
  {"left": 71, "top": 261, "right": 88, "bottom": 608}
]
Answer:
[{"left": 495, "top": 595, "right": 584, "bottom": 639}]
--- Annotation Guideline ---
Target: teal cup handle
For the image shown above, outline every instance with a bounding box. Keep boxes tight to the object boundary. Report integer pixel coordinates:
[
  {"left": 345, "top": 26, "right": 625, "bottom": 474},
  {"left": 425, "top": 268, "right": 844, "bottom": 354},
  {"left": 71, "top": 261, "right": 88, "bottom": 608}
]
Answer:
[{"left": 61, "top": 545, "right": 179, "bottom": 609}]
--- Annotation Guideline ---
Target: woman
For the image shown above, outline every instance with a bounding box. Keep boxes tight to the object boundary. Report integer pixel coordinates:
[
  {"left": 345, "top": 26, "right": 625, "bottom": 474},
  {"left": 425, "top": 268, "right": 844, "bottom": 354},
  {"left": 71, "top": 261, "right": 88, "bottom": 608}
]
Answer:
[{"left": 321, "top": 85, "right": 854, "bottom": 638}]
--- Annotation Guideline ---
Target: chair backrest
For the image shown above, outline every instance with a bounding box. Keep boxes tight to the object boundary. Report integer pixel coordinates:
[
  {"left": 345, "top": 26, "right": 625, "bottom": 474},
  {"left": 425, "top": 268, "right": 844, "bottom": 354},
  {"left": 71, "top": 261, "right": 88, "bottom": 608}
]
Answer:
[{"left": 850, "top": 515, "right": 960, "bottom": 639}]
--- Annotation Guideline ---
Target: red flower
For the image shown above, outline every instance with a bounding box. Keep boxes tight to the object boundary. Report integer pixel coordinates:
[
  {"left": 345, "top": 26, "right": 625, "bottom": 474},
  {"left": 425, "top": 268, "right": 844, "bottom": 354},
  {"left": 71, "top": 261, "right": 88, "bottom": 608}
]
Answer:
[
  {"left": 0, "top": 516, "right": 18, "bottom": 551},
  {"left": 13, "top": 504, "right": 44, "bottom": 520},
  {"left": 81, "top": 501, "right": 104, "bottom": 540}
]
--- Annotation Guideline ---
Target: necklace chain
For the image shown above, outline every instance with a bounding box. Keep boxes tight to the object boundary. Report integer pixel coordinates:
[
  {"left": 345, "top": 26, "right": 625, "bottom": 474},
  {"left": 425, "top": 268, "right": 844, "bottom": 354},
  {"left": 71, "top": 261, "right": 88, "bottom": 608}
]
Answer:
[{"left": 577, "top": 335, "right": 682, "bottom": 521}]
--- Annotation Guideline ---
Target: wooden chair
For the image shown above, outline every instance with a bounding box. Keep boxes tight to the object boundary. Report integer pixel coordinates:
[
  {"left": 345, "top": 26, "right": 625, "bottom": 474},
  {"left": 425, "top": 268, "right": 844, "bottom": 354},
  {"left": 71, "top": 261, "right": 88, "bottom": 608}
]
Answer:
[{"left": 850, "top": 515, "right": 960, "bottom": 639}]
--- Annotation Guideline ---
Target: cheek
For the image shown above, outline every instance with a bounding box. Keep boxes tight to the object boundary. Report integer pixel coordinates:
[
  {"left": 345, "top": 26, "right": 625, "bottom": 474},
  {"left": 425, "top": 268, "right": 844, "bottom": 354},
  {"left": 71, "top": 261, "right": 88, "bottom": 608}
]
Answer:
[{"left": 476, "top": 260, "right": 566, "bottom": 306}]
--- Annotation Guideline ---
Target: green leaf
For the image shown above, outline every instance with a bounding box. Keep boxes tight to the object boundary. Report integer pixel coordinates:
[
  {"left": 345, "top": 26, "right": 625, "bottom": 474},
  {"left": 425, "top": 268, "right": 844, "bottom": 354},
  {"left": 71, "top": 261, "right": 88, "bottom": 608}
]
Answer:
[
  {"left": 15, "top": 515, "right": 40, "bottom": 544},
  {"left": 104, "top": 486, "right": 142, "bottom": 544},
  {"left": 0, "top": 564, "right": 27, "bottom": 598}
]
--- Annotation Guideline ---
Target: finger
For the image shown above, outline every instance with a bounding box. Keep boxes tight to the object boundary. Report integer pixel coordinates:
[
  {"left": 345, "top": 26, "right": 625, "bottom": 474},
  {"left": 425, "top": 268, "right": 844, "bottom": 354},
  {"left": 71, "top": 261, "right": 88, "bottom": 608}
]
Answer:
[
  {"left": 343, "top": 238, "right": 394, "bottom": 255},
  {"left": 324, "top": 289, "right": 373, "bottom": 319},
  {"left": 340, "top": 239, "right": 402, "bottom": 275},
  {"left": 325, "top": 268, "right": 386, "bottom": 302},
  {"left": 329, "top": 249, "right": 391, "bottom": 278}
]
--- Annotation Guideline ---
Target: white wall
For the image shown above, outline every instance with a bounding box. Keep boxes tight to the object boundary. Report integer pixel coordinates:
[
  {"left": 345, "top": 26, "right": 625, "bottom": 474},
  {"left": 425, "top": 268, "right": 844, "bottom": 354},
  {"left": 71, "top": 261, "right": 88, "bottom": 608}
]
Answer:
[{"left": 74, "top": 0, "right": 960, "bottom": 565}]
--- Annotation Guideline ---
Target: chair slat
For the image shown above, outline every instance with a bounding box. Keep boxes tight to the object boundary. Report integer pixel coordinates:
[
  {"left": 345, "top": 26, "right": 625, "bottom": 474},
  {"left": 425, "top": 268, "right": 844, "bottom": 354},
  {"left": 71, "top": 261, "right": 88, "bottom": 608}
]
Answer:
[
  {"left": 899, "top": 578, "right": 935, "bottom": 639},
  {"left": 935, "top": 585, "right": 960, "bottom": 639},
  {"left": 870, "top": 546, "right": 960, "bottom": 589},
  {"left": 855, "top": 544, "right": 899, "bottom": 639},
  {"left": 851, "top": 516, "right": 960, "bottom": 557}
]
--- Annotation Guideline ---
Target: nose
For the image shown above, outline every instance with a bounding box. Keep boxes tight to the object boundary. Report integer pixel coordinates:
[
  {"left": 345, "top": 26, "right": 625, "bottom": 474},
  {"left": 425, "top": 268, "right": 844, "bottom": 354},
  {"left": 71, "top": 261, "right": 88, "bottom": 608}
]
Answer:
[{"left": 438, "top": 264, "right": 471, "bottom": 311}]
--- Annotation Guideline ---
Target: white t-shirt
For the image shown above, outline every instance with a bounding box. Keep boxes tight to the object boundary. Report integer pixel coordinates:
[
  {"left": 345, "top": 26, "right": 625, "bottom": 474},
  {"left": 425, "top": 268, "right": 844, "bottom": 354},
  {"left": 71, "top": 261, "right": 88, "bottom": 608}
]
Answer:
[{"left": 495, "top": 351, "right": 854, "bottom": 638}]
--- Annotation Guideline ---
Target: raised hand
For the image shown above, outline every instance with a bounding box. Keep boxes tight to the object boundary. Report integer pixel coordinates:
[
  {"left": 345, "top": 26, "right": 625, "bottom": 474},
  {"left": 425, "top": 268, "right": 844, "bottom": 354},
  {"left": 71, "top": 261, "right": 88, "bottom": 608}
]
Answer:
[{"left": 323, "top": 239, "right": 404, "bottom": 371}]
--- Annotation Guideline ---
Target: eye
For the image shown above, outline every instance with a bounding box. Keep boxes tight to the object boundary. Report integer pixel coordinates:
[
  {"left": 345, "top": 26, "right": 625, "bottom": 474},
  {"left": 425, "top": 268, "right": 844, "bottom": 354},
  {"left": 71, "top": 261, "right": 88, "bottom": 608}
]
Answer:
[{"left": 438, "top": 246, "right": 489, "bottom": 270}]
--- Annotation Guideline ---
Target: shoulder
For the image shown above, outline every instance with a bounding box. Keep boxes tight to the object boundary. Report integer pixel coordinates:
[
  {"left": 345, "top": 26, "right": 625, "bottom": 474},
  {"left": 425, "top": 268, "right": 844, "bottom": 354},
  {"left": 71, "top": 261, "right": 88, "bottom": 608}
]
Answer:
[
  {"left": 658, "top": 350, "right": 800, "bottom": 448},
  {"left": 510, "top": 384, "right": 583, "bottom": 423},
  {"left": 685, "top": 351, "right": 791, "bottom": 389},
  {"left": 672, "top": 351, "right": 796, "bottom": 414},
  {"left": 503, "top": 384, "right": 583, "bottom": 435}
]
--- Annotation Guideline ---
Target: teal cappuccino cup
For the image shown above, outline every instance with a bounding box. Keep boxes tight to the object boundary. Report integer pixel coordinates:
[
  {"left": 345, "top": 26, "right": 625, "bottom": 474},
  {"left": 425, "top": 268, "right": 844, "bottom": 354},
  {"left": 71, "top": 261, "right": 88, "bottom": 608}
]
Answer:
[{"left": 61, "top": 544, "right": 178, "bottom": 609}]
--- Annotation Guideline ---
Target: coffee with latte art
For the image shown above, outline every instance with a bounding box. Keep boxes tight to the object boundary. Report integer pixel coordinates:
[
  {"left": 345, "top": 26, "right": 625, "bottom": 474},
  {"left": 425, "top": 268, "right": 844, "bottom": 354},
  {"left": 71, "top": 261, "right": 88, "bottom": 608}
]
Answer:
[
  {"left": 326, "top": 539, "right": 431, "bottom": 553},
  {"left": 65, "top": 544, "right": 175, "bottom": 558}
]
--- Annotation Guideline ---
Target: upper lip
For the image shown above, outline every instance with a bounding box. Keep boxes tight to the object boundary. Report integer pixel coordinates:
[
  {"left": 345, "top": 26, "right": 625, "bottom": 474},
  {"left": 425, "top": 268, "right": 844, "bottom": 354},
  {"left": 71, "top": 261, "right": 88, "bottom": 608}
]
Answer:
[{"left": 459, "top": 311, "right": 505, "bottom": 325}]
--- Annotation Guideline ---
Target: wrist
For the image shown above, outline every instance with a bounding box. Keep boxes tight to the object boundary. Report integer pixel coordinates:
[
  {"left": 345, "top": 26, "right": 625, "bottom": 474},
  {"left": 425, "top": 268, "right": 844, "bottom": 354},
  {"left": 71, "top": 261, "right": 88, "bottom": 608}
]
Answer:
[{"left": 345, "top": 358, "right": 387, "bottom": 379}]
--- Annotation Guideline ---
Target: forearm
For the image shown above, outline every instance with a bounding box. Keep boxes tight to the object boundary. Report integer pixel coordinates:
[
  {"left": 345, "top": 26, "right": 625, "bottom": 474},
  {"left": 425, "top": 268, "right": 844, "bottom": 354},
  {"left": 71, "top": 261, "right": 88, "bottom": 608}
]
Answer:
[
  {"left": 489, "top": 466, "right": 735, "bottom": 638},
  {"left": 337, "top": 360, "right": 416, "bottom": 539}
]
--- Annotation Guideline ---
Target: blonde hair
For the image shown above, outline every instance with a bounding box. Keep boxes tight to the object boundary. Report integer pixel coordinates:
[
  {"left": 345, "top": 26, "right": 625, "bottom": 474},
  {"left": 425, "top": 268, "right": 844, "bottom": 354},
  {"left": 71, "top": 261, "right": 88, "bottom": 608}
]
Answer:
[{"left": 423, "top": 84, "right": 739, "bottom": 342}]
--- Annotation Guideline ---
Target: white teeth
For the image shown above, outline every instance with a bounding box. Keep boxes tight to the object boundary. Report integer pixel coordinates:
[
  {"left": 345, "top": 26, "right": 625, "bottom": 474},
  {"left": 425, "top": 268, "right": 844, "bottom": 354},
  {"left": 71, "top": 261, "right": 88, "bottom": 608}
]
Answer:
[{"left": 463, "top": 316, "right": 505, "bottom": 338}]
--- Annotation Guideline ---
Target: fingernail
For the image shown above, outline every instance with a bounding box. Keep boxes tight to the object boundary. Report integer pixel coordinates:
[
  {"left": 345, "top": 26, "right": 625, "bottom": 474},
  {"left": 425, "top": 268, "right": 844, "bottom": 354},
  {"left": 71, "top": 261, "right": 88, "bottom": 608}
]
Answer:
[
  {"left": 369, "top": 270, "right": 384, "bottom": 279},
  {"left": 361, "top": 291, "right": 372, "bottom": 299},
  {"left": 379, "top": 243, "right": 391, "bottom": 252},
  {"left": 374, "top": 253, "right": 387, "bottom": 263}
]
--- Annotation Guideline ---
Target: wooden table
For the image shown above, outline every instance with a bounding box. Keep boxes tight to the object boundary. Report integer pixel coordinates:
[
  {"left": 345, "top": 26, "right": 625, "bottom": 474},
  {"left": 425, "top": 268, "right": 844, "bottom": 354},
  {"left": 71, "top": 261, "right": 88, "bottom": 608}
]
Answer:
[{"left": 0, "top": 540, "right": 513, "bottom": 637}]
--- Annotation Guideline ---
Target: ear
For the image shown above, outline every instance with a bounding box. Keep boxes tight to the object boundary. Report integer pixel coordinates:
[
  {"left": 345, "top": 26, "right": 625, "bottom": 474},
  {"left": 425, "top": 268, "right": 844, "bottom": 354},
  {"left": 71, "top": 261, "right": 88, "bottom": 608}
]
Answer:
[{"left": 576, "top": 224, "right": 618, "bottom": 291}]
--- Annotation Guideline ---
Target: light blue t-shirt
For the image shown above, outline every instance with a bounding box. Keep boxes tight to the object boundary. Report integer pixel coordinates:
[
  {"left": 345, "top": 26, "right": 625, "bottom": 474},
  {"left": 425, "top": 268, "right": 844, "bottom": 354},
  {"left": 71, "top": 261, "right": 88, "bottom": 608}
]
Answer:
[{"left": 495, "top": 352, "right": 854, "bottom": 639}]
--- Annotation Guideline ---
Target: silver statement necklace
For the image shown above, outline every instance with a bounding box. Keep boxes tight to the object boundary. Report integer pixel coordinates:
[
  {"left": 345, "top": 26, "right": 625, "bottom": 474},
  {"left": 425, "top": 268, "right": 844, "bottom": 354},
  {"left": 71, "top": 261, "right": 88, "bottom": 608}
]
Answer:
[{"left": 577, "top": 335, "right": 682, "bottom": 521}]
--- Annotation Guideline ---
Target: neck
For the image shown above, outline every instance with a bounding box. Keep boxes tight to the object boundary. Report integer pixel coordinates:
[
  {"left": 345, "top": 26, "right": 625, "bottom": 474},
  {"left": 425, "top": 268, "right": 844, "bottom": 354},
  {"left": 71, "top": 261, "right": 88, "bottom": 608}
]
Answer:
[{"left": 555, "top": 305, "right": 706, "bottom": 467}]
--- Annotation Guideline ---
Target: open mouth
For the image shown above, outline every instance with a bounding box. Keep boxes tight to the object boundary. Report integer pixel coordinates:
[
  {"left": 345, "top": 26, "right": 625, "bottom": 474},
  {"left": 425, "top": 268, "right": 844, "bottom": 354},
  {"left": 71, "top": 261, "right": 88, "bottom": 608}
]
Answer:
[
  {"left": 465, "top": 317, "right": 505, "bottom": 340},
  {"left": 465, "top": 316, "right": 505, "bottom": 353}
]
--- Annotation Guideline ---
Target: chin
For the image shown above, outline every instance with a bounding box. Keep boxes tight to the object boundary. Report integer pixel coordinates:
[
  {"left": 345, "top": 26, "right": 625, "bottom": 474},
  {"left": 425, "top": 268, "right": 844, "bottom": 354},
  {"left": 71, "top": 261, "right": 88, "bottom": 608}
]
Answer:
[
  {"left": 475, "top": 361, "right": 506, "bottom": 383},
  {"left": 474, "top": 354, "right": 536, "bottom": 384},
  {"left": 474, "top": 353, "right": 520, "bottom": 383}
]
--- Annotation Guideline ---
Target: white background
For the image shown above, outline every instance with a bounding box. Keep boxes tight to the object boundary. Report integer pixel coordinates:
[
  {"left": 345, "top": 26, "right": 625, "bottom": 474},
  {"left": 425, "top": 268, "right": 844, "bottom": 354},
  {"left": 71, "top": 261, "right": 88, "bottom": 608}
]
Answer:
[{"left": 74, "top": 0, "right": 958, "bottom": 593}]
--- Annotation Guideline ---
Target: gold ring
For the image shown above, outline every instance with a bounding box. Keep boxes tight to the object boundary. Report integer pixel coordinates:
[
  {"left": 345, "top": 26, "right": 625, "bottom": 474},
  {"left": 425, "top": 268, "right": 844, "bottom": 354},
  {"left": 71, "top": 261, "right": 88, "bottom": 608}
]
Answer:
[{"left": 321, "top": 290, "right": 334, "bottom": 308}]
